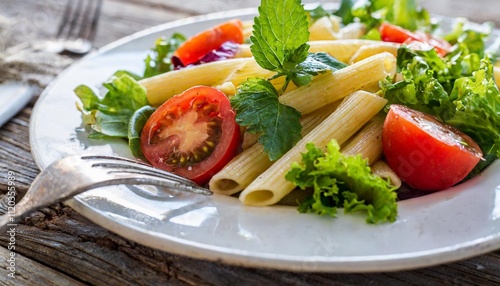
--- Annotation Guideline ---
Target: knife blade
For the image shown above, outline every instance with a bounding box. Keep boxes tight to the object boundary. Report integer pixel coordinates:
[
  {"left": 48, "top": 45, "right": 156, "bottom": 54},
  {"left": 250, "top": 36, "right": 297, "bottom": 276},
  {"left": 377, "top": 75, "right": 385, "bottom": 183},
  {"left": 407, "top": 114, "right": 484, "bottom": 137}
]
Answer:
[{"left": 0, "top": 81, "right": 33, "bottom": 128}]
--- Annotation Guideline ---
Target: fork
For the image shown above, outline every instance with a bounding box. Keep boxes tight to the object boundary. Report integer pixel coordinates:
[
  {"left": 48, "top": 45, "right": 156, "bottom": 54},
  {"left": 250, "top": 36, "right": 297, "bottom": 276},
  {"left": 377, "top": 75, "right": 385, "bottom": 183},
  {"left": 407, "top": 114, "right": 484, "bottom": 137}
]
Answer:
[
  {"left": 38, "top": 0, "right": 103, "bottom": 55},
  {"left": 0, "top": 155, "right": 212, "bottom": 231}
]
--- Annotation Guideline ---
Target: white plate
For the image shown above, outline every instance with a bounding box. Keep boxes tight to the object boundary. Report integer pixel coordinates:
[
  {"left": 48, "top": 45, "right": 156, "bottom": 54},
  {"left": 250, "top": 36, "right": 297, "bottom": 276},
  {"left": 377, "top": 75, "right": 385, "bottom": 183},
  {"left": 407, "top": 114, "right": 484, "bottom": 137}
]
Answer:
[{"left": 30, "top": 8, "right": 500, "bottom": 272}]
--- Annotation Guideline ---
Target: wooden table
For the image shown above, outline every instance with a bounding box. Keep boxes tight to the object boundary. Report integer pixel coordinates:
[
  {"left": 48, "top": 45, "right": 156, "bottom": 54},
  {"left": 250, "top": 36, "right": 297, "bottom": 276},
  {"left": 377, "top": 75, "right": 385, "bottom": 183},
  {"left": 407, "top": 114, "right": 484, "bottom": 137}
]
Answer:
[{"left": 1, "top": 0, "right": 499, "bottom": 285}]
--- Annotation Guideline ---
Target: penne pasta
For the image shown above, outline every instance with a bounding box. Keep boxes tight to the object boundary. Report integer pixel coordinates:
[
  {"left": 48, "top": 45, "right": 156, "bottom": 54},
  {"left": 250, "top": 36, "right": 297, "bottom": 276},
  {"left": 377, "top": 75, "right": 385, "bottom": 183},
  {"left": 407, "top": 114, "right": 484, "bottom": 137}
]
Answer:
[
  {"left": 371, "top": 160, "right": 402, "bottom": 188},
  {"left": 494, "top": 66, "right": 500, "bottom": 88},
  {"left": 235, "top": 39, "right": 380, "bottom": 63},
  {"left": 209, "top": 101, "right": 341, "bottom": 195},
  {"left": 141, "top": 58, "right": 253, "bottom": 106},
  {"left": 239, "top": 90, "right": 388, "bottom": 206},
  {"left": 280, "top": 52, "right": 396, "bottom": 115},
  {"left": 308, "top": 16, "right": 365, "bottom": 41},
  {"left": 349, "top": 42, "right": 400, "bottom": 64},
  {"left": 340, "top": 113, "right": 385, "bottom": 165},
  {"left": 308, "top": 15, "right": 342, "bottom": 41}
]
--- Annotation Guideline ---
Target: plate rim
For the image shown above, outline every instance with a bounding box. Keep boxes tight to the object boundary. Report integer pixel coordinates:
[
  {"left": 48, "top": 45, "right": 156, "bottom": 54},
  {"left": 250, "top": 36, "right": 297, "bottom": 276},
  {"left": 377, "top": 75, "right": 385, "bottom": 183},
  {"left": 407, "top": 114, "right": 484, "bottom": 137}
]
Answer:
[{"left": 29, "top": 7, "right": 500, "bottom": 273}]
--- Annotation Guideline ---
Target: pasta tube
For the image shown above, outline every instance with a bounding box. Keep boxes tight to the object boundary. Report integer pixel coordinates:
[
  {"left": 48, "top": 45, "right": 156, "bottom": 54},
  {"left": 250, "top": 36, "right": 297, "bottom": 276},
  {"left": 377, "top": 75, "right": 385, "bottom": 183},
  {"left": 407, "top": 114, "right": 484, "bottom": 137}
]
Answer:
[
  {"left": 349, "top": 42, "right": 400, "bottom": 64},
  {"left": 280, "top": 52, "right": 396, "bottom": 115},
  {"left": 494, "top": 66, "right": 500, "bottom": 88},
  {"left": 340, "top": 113, "right": 385, "bottom": 165},
  {"left": 209, "top": 101, "right": 341, "bottom": 195},
  {"left": 309, "top": 15, "right": 365, "bottom": 41},
  {"left": 141, "top": 47, "right": 394, "bottom": 107},
  {"left": 239, "top": 91, "right": 388, "bottom": 206},
  {"left": 141, "top": 58, "right": 258, "bottom": 106},
  {"left": 235, "top": 40, "right": 380, "bottom": 63},
  {"left": 371, "top": 160, "right": 402, "bottom": 188}
]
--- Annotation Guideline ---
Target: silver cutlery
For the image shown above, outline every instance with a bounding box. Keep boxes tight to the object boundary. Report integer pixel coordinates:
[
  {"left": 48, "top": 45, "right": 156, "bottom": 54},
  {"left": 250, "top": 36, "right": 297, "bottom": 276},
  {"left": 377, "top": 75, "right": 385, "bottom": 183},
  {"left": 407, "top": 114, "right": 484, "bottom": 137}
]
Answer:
[{"left": 0, "top": 155, "right": 212, "bottom": 231}]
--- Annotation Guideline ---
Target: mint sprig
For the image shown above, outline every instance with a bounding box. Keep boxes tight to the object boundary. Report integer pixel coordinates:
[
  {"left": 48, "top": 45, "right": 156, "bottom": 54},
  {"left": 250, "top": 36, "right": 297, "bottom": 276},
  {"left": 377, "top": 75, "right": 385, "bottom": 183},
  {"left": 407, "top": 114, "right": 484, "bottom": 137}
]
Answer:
[
  {"left": 250, "top": 0, "right": 341, "bottom": 90},
  {"left": 231, "top": 0, "right": 347, "bottom": 160},
  {"left": 231, "top": 79, "right": 302, "bottom": 161}
]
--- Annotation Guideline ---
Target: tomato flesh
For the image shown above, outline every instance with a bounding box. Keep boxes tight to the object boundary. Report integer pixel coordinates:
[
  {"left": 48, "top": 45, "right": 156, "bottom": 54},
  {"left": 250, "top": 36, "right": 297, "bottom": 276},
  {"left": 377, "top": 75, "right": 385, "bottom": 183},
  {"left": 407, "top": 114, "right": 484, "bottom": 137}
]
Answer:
[
  {"left": 141, "top": 86, "right": 240, "bottom": 185},
  {"left": 382, "top": 105, "right": 483, "bottom": 191},
  {"left": 173, "top": 19, "right": 244, "bottom": 67},
  {"left": 379, "top": 22, "right": 451, "bottom": 56}
]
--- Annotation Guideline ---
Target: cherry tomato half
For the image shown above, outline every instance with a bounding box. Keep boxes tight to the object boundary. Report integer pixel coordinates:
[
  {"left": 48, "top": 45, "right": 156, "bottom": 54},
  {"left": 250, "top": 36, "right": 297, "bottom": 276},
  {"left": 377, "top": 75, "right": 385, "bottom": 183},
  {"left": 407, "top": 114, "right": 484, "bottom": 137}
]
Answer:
[
  {"left": 382, "top": 104, "right": 483, "bottom": 191},
  {"left": 172, "top": 19, "right": 244, "bottom": 66},
  {"left": 140, "top": 86, "right": 241, "bottom": 185},
  {"left": 379, "top": 22, "right": 451, "bottom": 57}
]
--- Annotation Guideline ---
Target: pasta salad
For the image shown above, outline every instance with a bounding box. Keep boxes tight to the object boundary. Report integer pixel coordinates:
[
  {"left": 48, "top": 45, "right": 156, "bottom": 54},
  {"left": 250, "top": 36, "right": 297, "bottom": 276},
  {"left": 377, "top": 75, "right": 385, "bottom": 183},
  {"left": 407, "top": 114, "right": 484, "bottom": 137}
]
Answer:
[{"left": 75, "top": 0, "right": 500, "bottom": 224}]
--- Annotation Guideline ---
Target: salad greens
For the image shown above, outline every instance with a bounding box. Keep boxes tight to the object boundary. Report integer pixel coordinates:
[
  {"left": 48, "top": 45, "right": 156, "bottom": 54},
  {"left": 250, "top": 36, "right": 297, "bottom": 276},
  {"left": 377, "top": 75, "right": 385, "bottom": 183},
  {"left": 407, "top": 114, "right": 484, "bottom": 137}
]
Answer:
[
  {"left": 75, "top": 72, "right": 149, "bottom": 139},
  {"left": 74, "top": 0, "right": 500, "bottom": 223},
  {"left": 380, "top": 22, "right": 500, "bottom": 175},
  {"left": 144, "top": 33, "right": 186, "bottom": 78},
  {"left": 308, "top": 0, "right": 433, "bottom": 39},
  {"left": 128, "top": 105, "right": 156, "bottom": 158},
  {"left": 286, "top": 140, "right": 398, "bottom": 224},
  {"left": 231, "top": 0, "right": 347, "bottom": 161},
  {"left": 75, "top": 32, "right": 185, "bottom": 149}
]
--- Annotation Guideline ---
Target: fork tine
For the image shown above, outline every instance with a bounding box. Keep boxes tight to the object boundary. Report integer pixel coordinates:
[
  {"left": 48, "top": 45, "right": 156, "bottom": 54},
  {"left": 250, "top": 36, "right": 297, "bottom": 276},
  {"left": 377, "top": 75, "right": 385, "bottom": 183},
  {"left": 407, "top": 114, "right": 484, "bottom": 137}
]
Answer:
[
  {"left": 55, "top": 0, "right": 75, "bottom": 38},
  {"left": 62, "top": 0, "right": 85, "bottom": 40},
  {"left": 104, "top": 171, "right": 212, "bottom": 196},
  {"left": 81, "top": 155, "right": 196, "bottom": 185},
  {"left": 77, "top": 0, "right": 102, "bottom": 42},
  {"left": 88, "top": 0, "right": 103, "bottom": 41},
  {"left": 81, "top": 155, "right": 205, "bottom": 188}
]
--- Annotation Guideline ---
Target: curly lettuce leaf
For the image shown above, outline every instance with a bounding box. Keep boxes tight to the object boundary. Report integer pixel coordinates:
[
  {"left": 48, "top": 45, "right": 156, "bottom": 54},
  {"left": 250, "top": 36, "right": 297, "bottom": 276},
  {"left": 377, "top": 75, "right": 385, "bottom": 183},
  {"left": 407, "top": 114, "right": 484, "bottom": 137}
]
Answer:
[
  {"left": 286, "top": 140, "right": 398, "bottom": 224},
  {"left": 381, "top": 28, "right": 500, "bottom": 175},
  {"left": 447, "top": 59, "right": 500, "bottom": 158}
]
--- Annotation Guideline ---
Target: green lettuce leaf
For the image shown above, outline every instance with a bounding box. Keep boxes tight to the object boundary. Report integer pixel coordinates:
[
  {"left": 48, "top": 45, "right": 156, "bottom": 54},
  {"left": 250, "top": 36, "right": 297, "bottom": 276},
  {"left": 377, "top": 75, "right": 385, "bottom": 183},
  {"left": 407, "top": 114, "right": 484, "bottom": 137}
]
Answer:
[
  {"left": 144, "top": 33, "right": 185, "bottom": 78},
  {"left": 75, "top": 73, "right": 149, "bottom": 138},
  {"left": 447, "top": 59, "right": 500, "bottom": 158},
  {"left": 128, "top": 105, "right": 156, "bottom": 158},
  {"left": 381, "top": 27, "right": 500, "bottom": 175},
  {"left": 286, "top": 140, "right": 398, "bottom": 224}
]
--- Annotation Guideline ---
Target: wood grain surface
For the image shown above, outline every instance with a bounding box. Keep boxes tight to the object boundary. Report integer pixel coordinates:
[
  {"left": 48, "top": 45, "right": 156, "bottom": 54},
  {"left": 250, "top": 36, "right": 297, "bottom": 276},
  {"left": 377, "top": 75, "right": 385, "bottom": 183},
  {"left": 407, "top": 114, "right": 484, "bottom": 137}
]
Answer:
[{"left": 1, "top": 0, "right": 499, "bottom": 285}]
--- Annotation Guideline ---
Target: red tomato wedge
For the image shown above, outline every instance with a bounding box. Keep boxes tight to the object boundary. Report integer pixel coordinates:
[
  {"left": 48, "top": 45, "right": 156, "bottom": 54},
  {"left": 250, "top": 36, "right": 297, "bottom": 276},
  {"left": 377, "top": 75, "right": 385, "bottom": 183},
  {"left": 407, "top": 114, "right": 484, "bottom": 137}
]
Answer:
[
  {"left": 382, "top": 105, "right": 483, "bottom": 191},
  {"left": 172, "top": 19, "right": 244, "bottom": 66},
  {"left": 379, "top": 22, "right": 451, "bottom": 56},
  {"left": 140, "top": 86, "right": 241, "bottom": 185}
]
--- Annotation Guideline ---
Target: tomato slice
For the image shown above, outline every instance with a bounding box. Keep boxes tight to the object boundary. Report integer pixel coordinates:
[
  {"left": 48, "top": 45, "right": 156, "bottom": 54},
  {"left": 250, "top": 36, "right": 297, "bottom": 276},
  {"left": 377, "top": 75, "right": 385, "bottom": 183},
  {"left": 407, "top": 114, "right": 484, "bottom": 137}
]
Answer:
[
  {"left": 172, "top": 19, "right": 244, "bottom": 67},
  {"left": 382, "top": 105, "right": 483, "bottom": 191},
  {"left": 140, "top": 86, "right": 241, "bottom": 185},
  {"left": 379, "top": 22, "right": 451, "bottom": 56}
]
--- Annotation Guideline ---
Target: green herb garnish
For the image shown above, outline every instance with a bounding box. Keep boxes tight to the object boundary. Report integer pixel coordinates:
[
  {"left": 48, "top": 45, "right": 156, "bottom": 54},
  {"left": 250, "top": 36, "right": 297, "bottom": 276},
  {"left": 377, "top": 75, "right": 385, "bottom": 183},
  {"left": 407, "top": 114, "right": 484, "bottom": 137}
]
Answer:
[{"left": 231, "top": 0, "right": 345, "bottom": 160}]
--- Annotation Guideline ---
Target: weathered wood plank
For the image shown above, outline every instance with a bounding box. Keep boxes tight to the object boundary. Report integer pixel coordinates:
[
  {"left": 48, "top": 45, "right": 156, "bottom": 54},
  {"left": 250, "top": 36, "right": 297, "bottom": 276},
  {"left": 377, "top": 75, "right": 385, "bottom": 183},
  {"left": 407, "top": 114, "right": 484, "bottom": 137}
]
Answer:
[{"left": 0, "top": 246, "right": 86, "bottom": 286}]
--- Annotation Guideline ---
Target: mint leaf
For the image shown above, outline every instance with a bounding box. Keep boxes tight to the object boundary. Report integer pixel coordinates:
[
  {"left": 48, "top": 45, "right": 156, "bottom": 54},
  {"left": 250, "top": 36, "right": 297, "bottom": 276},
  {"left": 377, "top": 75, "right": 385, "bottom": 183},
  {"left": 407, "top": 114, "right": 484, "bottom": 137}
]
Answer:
[
  {"left": 230, "top": 78, "right": 302, "bottom": 161},
  {"left": 291, "top": 52, "right": 348, "bottom": 86},
  {"left": 286, "top": 140, "right": 398, "bottom": 224},
  {"left": 250, "top": 0, "right": 310, "bottom": 87}
]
